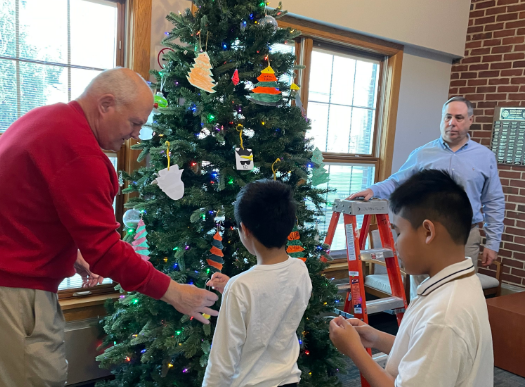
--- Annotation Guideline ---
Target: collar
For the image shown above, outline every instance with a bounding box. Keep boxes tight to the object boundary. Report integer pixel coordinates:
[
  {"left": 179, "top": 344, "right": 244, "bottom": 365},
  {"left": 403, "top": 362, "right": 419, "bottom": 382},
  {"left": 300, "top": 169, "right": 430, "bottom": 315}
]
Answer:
[
  {"left": 417, "top": 258, "right": 475, "bottom": 297},
  {"left": 440, "top": 134, "right": 471, "bottom": 151}
]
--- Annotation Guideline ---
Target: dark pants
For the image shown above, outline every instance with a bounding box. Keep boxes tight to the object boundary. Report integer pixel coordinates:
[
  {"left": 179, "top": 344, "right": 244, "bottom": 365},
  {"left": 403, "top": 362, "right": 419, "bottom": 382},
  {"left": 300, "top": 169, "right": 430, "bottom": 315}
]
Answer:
[{"left": 279, "top": 384, "right": 298, "bottom": 387}]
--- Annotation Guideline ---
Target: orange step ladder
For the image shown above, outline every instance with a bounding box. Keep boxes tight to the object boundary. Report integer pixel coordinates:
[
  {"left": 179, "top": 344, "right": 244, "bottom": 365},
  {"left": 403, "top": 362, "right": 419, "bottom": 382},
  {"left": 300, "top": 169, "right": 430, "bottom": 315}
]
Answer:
[{"left": 323, "top": 199, "right": 408, "bottom": 387}]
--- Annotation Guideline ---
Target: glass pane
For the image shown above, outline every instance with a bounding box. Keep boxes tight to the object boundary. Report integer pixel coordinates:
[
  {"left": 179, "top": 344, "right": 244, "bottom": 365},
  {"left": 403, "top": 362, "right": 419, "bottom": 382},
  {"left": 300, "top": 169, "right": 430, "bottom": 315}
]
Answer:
[
  {"left": 71, "top": 67, "right": 102, "bottom": 100},
  {"left": 0, "top": 59, "right": 18, "bottom": 131},
  {"left": 307, "top": 48, "right": 380, "bottom": 155},
  {"left": 350, "top": 107, "right": 375, "bottom": 155},
  {"left": 19, "top": 62, "right": 67, "bottom": 117},
  {"left": 330, "top": 55, "right": 356, "bottom": 105},
  {"left": 19, "top": 0, "right": 68, "bottom": 64},
  {"left": 58, "top": 274, "right": 113, "bottom": 291},
  {"left": 317, "top": 163, "right": 376, "bottom": 251},
  {"left": 70, "top": 0, "right": 117, "bottom": 69},
  {"left": 308, "top": 102, "right": 329, "bottom": 151},
  {"left": 0, "top": 0, "right": 17, "bottom": 58},
  {"left": 353, "top": 60, "right": 379, "bottom": 108},
  {"left": 326, "top": 105, "right": 351, "bottom": 153},
  {"left": 308, "top": 50, "right": 332, "bottom": 103}
]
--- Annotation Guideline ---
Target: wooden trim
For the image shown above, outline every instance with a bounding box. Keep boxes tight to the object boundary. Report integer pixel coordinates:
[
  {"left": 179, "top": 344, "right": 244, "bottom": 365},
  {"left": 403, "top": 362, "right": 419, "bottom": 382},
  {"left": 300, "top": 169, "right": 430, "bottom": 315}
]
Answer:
[
  {"left": 60, "top": 293, "right": 121, "bottom": 322},
  {"left": 58, "top": 283, "right": 116, "bottom": 301},
  {"left": 298, "top": 38, "right": 313, "bottom": 114},
  {"left": 377, "top": 50, "right": 403, "bottom": 181},
  {"left": 128, "top": 0, "right": 152, "bottom": 79},
  {"left": 191, "top": 2, "right": 198, "bottom": 14},
  {"left": 116, "top": 0, "right": 126, "bottom": 67},
  {"left": 278, "top": 16, "right": 402, "bottom": 56}
]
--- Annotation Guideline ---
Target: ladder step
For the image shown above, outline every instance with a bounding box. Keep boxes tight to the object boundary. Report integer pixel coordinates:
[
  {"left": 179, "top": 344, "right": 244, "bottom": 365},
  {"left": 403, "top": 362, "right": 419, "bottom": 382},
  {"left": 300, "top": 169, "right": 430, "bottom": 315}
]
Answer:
[
  {"left": 372, "top": 352, "right": 389, "bottom": 368},
  {"left": 332, "top": 199, "right": 389, "bottom": 215},
  {"left": 367, "top": 297, "right": 405, "bottom": 315},
  {"left": 360, "top": 248, "right": 394, "bottom": 261}
]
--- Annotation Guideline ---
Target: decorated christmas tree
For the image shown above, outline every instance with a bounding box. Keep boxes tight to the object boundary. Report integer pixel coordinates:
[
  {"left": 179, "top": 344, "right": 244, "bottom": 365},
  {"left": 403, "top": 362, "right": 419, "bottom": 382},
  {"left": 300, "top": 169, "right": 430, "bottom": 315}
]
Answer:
[{"left": 97, "top": 1, "right": 343, "bottom": 386}]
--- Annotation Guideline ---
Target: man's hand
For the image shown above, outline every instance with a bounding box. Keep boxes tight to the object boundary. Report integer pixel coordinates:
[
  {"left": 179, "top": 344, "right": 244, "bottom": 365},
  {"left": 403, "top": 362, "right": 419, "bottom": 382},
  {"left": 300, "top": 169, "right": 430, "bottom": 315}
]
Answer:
[
  {"left": 346, "top": 188, "right": 374, "bottom": 201},
  {"left": 161, "top": 280, "right": 219, "bottom": 324},
  {"left": 481, "top": 248, "right": 497, "bottom": 267},
  {"left": 329, "top": 316, "right": 369, "bottom": 357},
  {"left": 74, "top": 251, "right": 104, "bottom": 288},
  {"left": 206, "top": 272, "right": 230, "bottom": 294}
]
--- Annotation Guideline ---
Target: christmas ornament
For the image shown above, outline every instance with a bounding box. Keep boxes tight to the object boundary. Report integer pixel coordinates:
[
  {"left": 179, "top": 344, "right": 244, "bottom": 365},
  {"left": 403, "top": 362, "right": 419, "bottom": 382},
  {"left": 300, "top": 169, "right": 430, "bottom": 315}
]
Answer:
[
  {"left": 152, "top": 142, "right": 185, "bottom": 200},
  {"left": 236, "top": 148, "right": 254, "bottom": 170},
  {"left": 272, "top": 158, "right": 281, "bottom": 180},
  {"left": 257, "top": 15, "right": 278, "bottom": 32},
  {"left": 286, "top": 225, "right": 306, "bottom": 262},
  {"left": 311, "top": 147, "right": 330, "bottom": 186},
  {"left": 235, "top": 125, "right": 254, "bottom": 170},
  {"left": 123, "top": 209, "right": 141, "bottom": 228},
  {"left": 132, "top": 219, "right": 150, "bottom": 261},
  {"left": 207, "top": 231, "right": 224, "bottom": 271},
  {"left": 232, "top": 69, "right": 240, "bottom": 85},
  {"left": 319, "top": 243, "right": 334, "bottom": 263},
  {"left": 186, "top": 52, "right": 217, "bottom": 93},
  {"left": 248, "top": 65, "right": 282, "bottom": 106},
  {"left": 154, "top": 92, "right": 168, "bottom": 108}
]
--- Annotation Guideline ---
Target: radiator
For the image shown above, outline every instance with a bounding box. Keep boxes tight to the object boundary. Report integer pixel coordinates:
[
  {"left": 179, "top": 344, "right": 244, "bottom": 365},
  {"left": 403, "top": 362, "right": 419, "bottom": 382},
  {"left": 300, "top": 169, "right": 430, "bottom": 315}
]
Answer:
[{"left": 65, "top": 318, "right": 111, "bottom": 385}]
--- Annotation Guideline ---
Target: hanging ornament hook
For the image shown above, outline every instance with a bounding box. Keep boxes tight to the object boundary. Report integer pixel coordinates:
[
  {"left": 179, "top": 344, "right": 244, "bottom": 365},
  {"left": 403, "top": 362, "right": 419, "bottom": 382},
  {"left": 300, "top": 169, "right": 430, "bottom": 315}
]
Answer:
[
  {"left": 236, "top": 124, "right": 244, "bottom": 150},
  {"left": 165, "top": 141, "right": 171, "bottom": 170},
  {"left": 272, "top": 158, "right": 281, "bottom": 181}
]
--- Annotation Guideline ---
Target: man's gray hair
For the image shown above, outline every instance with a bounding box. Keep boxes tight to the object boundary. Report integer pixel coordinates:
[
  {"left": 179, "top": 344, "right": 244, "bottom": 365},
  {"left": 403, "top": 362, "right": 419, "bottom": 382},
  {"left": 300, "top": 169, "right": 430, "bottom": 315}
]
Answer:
[
  {"left": 81, "top": 67, "right": 150, "bottom": 107},
  {"left": 442, "top": 96, "right": 474, "bottom": 117}
]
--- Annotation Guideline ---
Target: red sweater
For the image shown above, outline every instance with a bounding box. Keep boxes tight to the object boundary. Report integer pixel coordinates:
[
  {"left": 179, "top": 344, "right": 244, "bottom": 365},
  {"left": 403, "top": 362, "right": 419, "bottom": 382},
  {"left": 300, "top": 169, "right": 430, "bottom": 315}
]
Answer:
[{"left": 0, "top": 102, "right": 170, "bottom": 298}]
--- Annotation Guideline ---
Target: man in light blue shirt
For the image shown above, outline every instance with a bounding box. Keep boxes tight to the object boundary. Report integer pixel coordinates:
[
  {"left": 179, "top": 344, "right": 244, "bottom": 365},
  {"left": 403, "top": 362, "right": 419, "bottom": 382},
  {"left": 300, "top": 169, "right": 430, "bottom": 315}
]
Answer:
[{"left": 350, "top": 97, "right": 504, "bottom": 272}]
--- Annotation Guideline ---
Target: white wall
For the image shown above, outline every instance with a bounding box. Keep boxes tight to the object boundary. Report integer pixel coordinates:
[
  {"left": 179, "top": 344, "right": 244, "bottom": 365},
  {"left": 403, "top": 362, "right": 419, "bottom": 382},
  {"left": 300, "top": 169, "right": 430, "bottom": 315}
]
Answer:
[
  {"left": 281, "top": 0, "right": 470, "bottom": 58},
  {"left": 150, "top": 0, "right": 191, "bottom": 78},
  {"left": 391, "top": 46, "right": 453, "bottom": 172}
]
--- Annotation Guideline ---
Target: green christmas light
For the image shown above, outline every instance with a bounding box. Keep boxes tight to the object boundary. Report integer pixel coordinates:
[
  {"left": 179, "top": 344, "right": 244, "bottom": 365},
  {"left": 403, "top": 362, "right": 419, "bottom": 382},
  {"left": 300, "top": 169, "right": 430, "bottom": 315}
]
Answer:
[
  {"left": 228, "top": 179, "right": 234, "bottom": 185},
  {"left": 133, "top": 298, "right": 139, "bottom": 304},
  {"left": 176, "top": 331, "right": 181, "bottom": 335},
  {"left": 173, "top": 247, "right": 179, "bottom": 250},
  {"left": 206, "top": 268, "right": 210, "bottom": 274},
  {"left": 208, "top": 114, "right": 215, "bottom": 122},
  {"left": 127, "top": 228, "right": 134, "bottom": 234}
]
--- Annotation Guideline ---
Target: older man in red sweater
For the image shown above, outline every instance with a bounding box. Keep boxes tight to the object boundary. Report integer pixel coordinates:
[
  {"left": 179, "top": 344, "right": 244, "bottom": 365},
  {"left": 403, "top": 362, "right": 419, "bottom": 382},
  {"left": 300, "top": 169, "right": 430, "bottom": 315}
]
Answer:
[{"left": 0, "top": 68, "right": 218, "bottom": 386}]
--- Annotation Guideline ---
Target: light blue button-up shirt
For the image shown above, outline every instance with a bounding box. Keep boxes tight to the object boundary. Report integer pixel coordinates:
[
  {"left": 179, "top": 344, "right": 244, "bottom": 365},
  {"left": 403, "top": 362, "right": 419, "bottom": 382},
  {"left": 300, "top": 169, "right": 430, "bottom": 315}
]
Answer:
[{"left": 371, "top": 137, "right": 505, "bottom": 252}]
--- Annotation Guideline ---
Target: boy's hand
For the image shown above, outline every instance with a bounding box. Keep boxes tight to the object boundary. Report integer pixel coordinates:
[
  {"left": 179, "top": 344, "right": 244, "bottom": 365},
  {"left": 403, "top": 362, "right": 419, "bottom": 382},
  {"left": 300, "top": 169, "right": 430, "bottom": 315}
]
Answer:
[
  {"left": 329, "top": 316, "right": 368, "bottom": 357},
  {"left": 347, "top": 318, "right": 381, "bottom": 348},
  {"left": 206, "top": 273, "right": 230, "bottom": 294}
]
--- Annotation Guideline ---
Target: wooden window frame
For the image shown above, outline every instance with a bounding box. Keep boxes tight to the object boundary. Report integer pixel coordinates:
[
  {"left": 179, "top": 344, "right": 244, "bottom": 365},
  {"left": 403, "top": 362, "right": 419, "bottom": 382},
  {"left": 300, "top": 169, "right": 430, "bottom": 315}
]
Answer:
[
  {"left": 279, "top": 15, "right": 403, "bottom": 182},
  {"left": 58, "top": 0, "right": 127, "bottom": 301}
]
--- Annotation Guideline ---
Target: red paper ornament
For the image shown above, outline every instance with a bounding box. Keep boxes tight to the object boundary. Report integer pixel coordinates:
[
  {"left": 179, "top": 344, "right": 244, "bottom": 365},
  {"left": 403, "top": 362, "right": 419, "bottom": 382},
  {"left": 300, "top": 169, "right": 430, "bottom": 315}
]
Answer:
[{"left": 232, "top": 69, "right": 240, "bottom": 86}]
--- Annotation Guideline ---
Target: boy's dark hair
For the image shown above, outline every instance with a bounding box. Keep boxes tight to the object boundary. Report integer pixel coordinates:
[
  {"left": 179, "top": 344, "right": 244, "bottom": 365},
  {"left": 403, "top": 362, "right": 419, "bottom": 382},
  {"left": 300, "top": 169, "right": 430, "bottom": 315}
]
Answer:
[
  {"left": 234, "top": 179, "right": 296, "bottom": 248},
  {"left": 389, "top": 170, "right": 473, "bottom": 245}
]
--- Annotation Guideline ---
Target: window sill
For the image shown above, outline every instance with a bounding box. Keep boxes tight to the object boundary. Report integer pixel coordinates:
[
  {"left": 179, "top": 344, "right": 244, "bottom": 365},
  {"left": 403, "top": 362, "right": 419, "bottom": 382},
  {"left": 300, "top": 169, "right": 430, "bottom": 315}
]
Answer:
[{"left": 60, "top": 293, "right": 121, "bottom": 322}]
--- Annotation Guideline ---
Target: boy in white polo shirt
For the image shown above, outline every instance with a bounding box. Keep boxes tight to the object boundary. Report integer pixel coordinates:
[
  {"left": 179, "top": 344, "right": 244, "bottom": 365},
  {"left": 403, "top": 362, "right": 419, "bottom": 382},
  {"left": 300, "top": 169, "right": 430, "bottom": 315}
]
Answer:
[
  {"left": 329, "top": 170, "right": 493, "bottom": 387},
  {"left": 202, "top": 179, "right": 312, "bottom": 387}
]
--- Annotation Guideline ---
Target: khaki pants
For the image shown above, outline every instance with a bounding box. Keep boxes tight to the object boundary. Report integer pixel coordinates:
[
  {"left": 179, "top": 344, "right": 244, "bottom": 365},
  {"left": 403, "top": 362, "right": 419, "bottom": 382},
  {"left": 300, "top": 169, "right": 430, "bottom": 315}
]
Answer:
[
  {"left": 410, "top": 226, "right": 482, "bottom": 300},
  {"left": 0, "top": 287, "right": 67, "bottom": 387}
]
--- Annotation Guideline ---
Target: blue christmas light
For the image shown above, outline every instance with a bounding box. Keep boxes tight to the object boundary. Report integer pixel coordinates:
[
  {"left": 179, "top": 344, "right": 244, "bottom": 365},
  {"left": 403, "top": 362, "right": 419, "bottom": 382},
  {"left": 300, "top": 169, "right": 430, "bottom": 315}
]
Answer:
[
  {"left": 209, "top": 210, "right": 214, "bottom": 214},
  {"left": 223, "top": 43, "right": 227, "bottom": 50},
  {"left": 249, "top": 13, "right": 254, "bottom": 19},
  {"left": 189, "top": 281, "right": 194, "bottom": 285},
  {"left": 141, "top": 349, "right": 146, "bottom": 353},
  {"left": 173, "top": 263, "right": 179, "bottom": 269},
  {"left": 211, "top": 172, "right": 218, "bottom": 178},
  {"left": 299, "top": 340, "right": 303, "bottom": 345}
]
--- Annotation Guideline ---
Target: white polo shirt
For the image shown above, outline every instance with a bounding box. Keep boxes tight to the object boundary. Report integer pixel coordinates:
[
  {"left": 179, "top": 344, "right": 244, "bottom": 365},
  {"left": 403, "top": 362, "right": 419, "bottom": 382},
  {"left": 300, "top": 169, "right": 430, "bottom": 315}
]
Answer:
[{"left": 385, "top": 258, "right": 493, "bottom": 387}]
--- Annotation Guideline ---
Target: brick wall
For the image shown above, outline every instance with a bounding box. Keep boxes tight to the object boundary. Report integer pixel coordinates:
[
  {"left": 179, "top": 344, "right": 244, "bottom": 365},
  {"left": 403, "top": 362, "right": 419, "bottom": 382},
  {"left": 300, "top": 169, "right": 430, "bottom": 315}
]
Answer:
[{"left": 449, "top": 0, "right": 525, "bottom": 288}]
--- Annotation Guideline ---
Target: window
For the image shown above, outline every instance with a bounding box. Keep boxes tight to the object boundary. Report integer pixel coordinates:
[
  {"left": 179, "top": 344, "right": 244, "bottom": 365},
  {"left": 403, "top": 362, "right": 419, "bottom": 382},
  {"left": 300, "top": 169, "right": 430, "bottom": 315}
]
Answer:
[
  {"left": 0, "top": 0, "right": 123, "bottom": 131},
  {"left": 0, "top": 0, "right": 125, "bottom": 294},
  {"left": 299, "top": 41, "right": 384, "bottom": 251}
]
